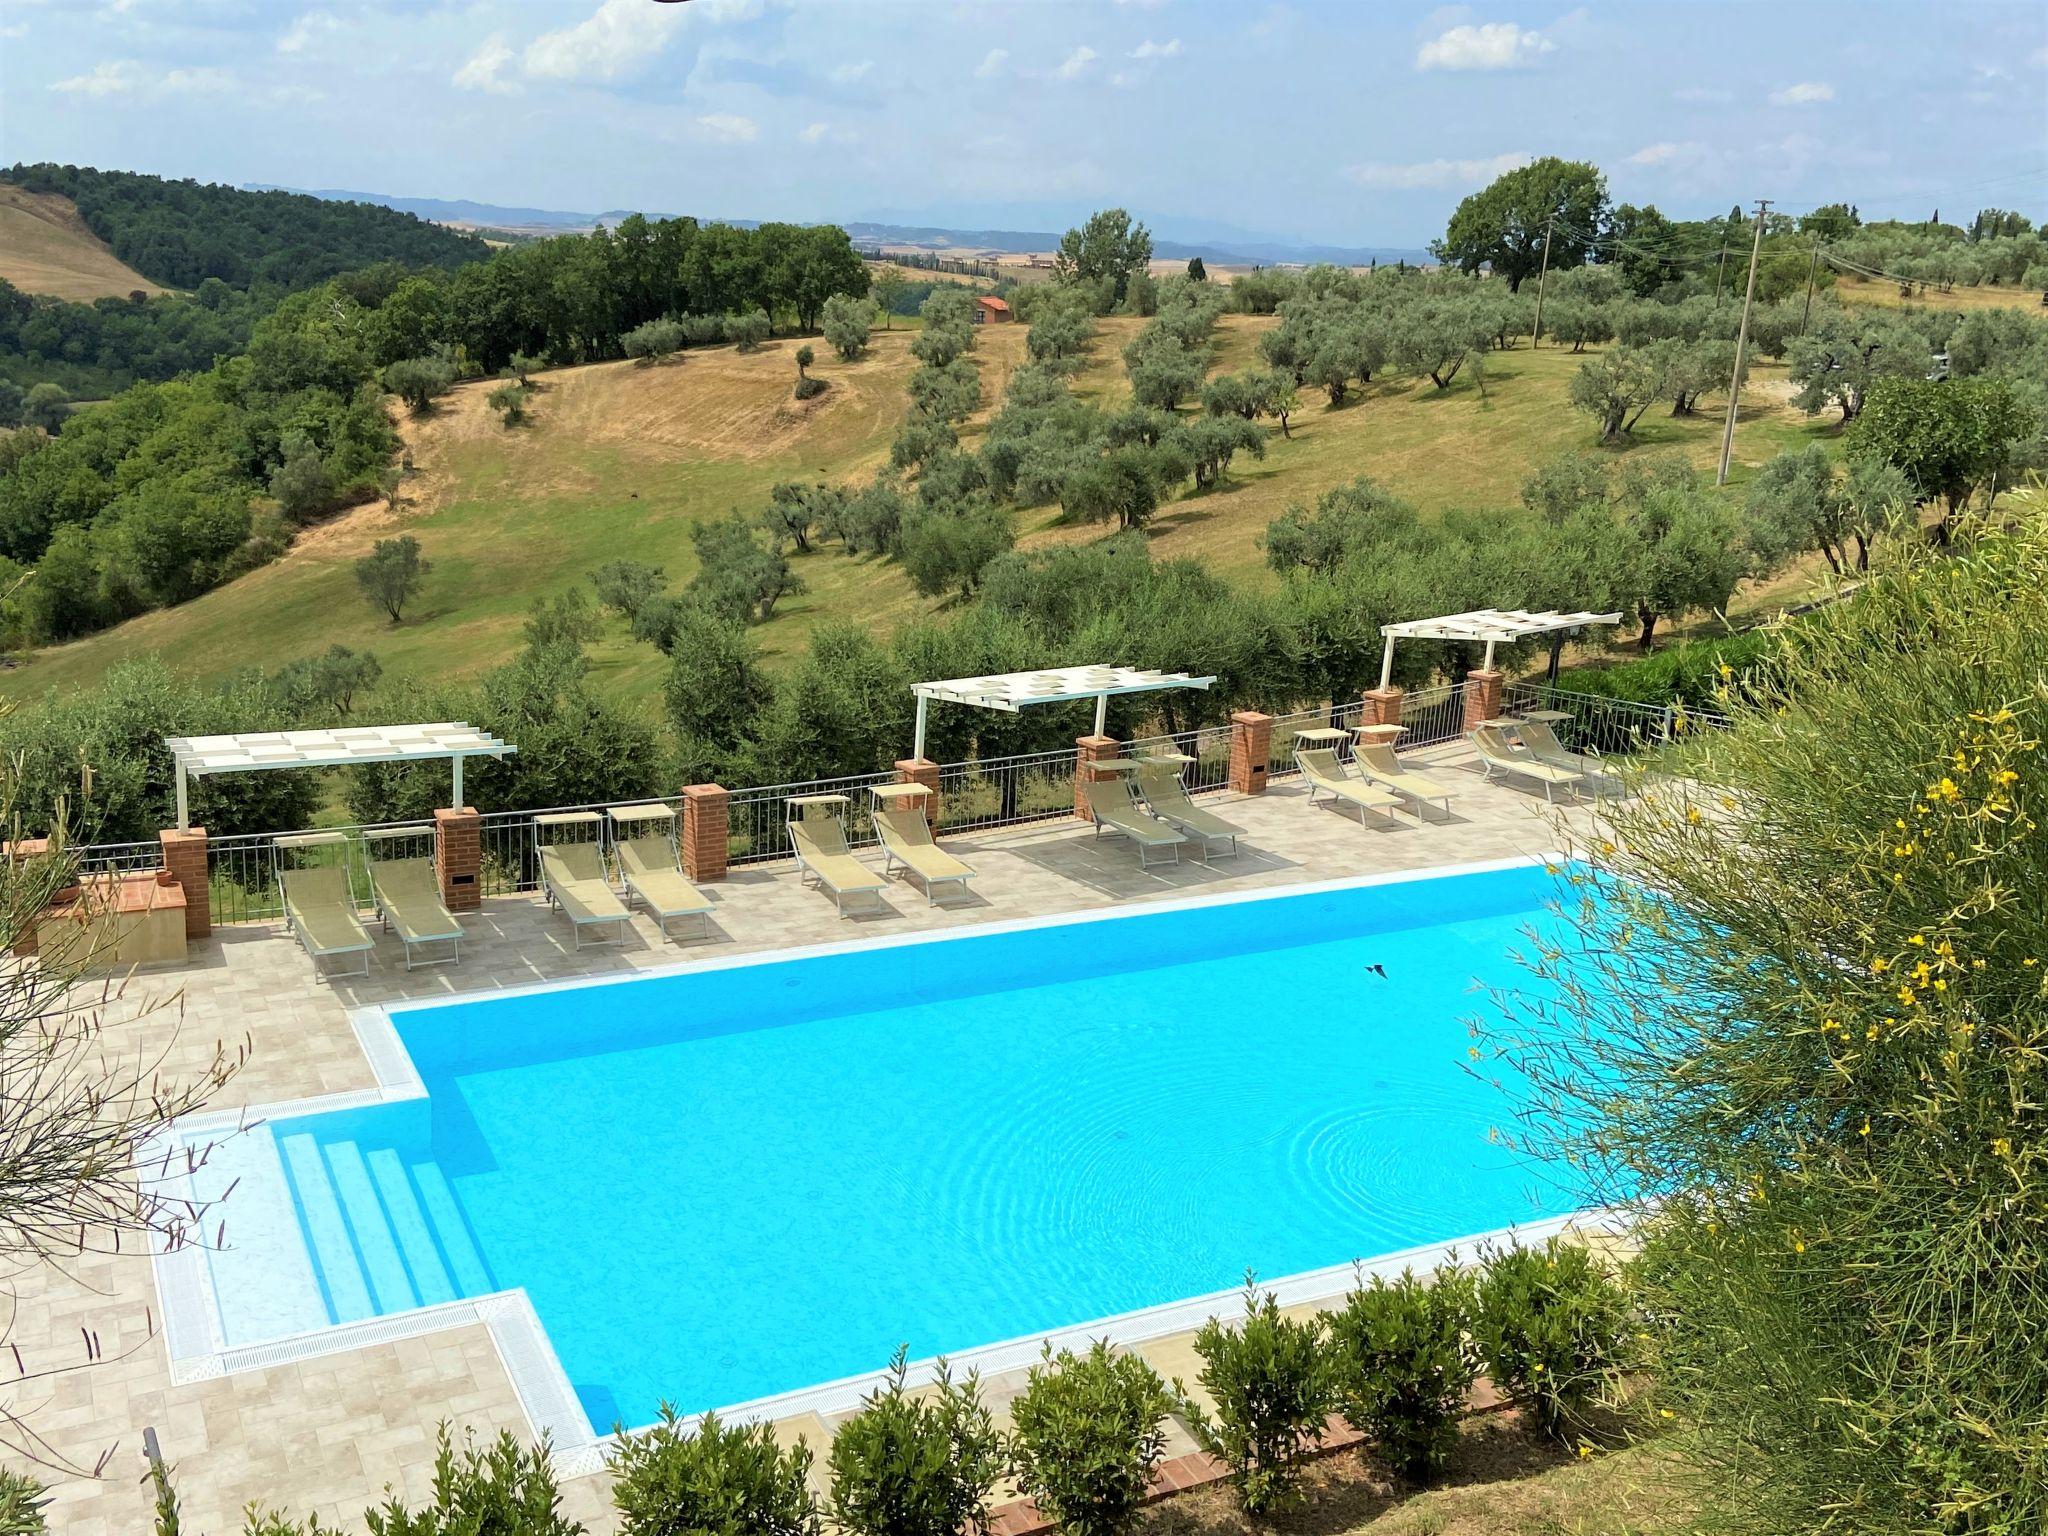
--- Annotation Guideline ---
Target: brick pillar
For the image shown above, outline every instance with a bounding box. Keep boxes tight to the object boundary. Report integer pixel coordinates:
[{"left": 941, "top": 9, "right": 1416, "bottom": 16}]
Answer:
[
  {"left": 1362, "top": 685, "right": 1405, "bottom": 729},
  {"left": 433, "top": 807, "right": 481, "bottom": 913},
  {"left": 158, "top": 826, "right": 211, "bottom": 940},
  {"left": 1462, "top": 670, "right": 1505, "bottom": 731},
  {"left": 1227, "top": 711, "right": 1273, "bottom": 796},
  {"left": 1074, "top": 735, "right": 1119, "bottom": 820},
  {"left": 680, "top": 784, "right": 730, "bottom": 882},
  {"left": 893, "top": 757, "right": 941, "bottom": 831}
]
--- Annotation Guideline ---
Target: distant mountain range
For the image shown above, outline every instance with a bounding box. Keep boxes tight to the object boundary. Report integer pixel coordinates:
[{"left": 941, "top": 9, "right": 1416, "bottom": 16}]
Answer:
[{"left": 246, "top": 185, "right": 1431, "bottom": 268}]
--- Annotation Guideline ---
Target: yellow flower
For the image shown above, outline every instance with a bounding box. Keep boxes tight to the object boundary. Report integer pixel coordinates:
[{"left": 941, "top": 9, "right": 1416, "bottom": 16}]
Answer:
[
  {"left": 1685, "top": 806, "right": 1703, "bottom": 826},
  {"left": 1860, "top": 1119, "right": 1871, "bottom": 1137},
  {"left": 1908, "top": 934, "right": 1927, "bottom": 947},
  {"left": 1997, "top": 769, "right": 2019, "bottom": 787},
  {"left": 1577, "top": 1443, "right": 1593, "bottom": 1459},
  {"left": 1717, "top": 662, "right": 1734, "bottom": 681},
  {"left": 1659, "top": 1409, "right": 1676, "bottom": 1421},
  {"left": 1897, "top": 986, "right": 1916, "bottom": 1006},
  {"left": 1993, "top": 1138, "right": 2013, "bottom": 1158},
  {"left": 1870, "top": 957, "right": 1890, "bottom": 974},
  {"left": 1794, "top": 1238, "right": 1807, "bottom": 1253},
  {"left": 1933, "top": 978, "right": 1948, "bottom": 993}
]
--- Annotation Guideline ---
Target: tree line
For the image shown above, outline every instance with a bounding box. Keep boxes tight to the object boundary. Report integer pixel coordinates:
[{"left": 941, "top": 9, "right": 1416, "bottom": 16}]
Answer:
[{"left": 2, "top": 163, "right": 489, "bottom": 292}]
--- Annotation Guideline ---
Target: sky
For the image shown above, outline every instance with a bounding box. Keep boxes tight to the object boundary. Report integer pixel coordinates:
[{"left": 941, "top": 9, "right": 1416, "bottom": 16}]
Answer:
[{"left": 3, "top": 0, "right": 2046, "bottom": 249}]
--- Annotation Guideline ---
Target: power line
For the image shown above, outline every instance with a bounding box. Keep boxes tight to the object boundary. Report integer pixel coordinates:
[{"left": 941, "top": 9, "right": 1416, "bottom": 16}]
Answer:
[{"left": 1717, "top": 199, "right": 1770, "bottom": 488}]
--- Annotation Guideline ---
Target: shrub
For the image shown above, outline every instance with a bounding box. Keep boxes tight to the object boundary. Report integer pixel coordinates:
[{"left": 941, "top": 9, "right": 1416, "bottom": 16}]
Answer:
[
  {"left": 381, "top": 353, "right": 456, "bottom": 414},
  {"left": 0, "top": 1469, "right": 45, "bottom": 1534},
  {"left": 1008, "top": 1341, "right": 1175, "bottom": 1536},
  {"left": 363, "top": 1426, "right": 580, "bottom": 1535},
  {"left": 725, "top": 310, "right": 771, "bottom": 352},
  {"left": 1471, "top": 1240, "right": 1629, "bottom": 1441},
  {"left": 827, "top": 1350, "right": 1004, "bottom": 1536},
  {"left": 1327, "top": 1267, "right": 1477, "bottom": 1482},
  {"left": 821, "top": 293, "right": 875, "bottom": 360},
  {"left": 623, "top": 318, "right": 684, "bottom": 364},
  {"left": 488, "top": 382, "right": 532, "bottom": 425},
  {"left": 1181, "top": 1277, "right": 1337, "bottom": 1514},
  {"left": 1561, "top": 629, "right": 1771, "bottom": 713},
  {"left": 793, "top": 376, "right": 827, "bottom": 400},
  {"left": 611, "top": 1407, "right": 820, "bottom": 1536},
  {"left": 679, "top": 314, "right": 729, "bottom": 346}
]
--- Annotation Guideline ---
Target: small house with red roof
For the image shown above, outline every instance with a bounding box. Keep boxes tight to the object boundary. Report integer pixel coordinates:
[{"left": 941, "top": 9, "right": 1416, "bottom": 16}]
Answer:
[{"left": 973, "top": 295, "right": 1012, "bottom": 324}]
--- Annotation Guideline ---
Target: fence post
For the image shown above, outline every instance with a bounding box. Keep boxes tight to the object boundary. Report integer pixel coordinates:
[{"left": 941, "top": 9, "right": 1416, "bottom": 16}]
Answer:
[
  {"left": 158, "top": 826, "right": 211, "bottom": 940},
  {"left": 1362, "top": 685, "right": 1405, "bottom": 729},
  {"left": 1227, "top": 711, "right": 1273, "bottom": 796},
  {"left": 433, "top": 807, "right": 482, "bottom": 913},
  {"left": 893, "top": 756, "right": 941, "bottom": 830},
  {"left": 681, "top": 784, "right": 730, "bottom": 882},
  {"left": 1461, "top": 671, "right": 1504, "bottom": 731},
  {"left": 1074, "top": 735, "right": 1119, "bottom": 821}
]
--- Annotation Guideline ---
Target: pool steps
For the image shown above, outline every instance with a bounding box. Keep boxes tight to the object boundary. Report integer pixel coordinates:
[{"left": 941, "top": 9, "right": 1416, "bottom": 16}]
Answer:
[{"left": 277, "top": 1133, "right": 492, "bottom": 1325}]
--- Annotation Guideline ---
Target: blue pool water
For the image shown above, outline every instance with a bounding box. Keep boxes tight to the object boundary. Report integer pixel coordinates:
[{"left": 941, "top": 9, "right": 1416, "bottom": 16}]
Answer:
[{"left": 219, "top": 861, "right": 1600, "bottom": 1432}]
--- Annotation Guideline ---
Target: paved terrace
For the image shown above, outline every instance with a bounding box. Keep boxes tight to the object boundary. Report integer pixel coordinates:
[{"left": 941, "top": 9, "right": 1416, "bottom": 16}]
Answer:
[{"left": 24, "top": 744, "right": 1611, "bottom": 1535}]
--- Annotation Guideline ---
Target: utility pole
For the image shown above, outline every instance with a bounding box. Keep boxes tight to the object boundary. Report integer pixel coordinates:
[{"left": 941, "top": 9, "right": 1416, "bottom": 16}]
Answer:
[
  {"left": 1528, "top": 216, "right": 1555, "bottom": 347},
  {"left": 1714, "top": 245, "right": 1728, "bottom": 303},
  {"left": 1800, "top": 241, "right": 1821, "bottom": 334},
  {"left": 1716, "top": 199, "right": 1770, "bottom": 487}
]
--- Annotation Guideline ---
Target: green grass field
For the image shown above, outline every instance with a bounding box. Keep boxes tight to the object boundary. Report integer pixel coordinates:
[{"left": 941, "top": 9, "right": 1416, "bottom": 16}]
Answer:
[{"left": 10, "top": 314, "right": 1841, "bottom": 710}]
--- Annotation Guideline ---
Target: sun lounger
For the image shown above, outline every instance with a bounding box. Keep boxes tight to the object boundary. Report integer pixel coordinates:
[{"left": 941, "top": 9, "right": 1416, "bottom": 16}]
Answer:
[
  {"left": 787, "top": 795, "right": 889, "bottom": 918},
  {"left": 364, "top": 830, "right": 463, "bottom": 970},
  {"left": 1133, "top": 756, "right": 1244, "bottom": 858},
  {"left": 1352, "top": 738, "right": 1455, "bottom": 820},
  {"left": 1296, "top": 747, "right": 1404, "bottom": 826},
  {"left": 1470, "top": 723, "right": 1586, "bottom": 803},
  {"left": 1510, "top": 720, "right": 1622, "bottom": 790},
  {"left": 870, "top": 785, "right": 974, "bottom": 905},
  {"left": 1081, "top": 769, "right": 1187, "bottom": 867},
  {"left": 275, "top": 834, "right": 374, "bottom": 980},
  {"left": 607, "top": 805, "right": 717, "bottom": 941},
  {"left": 534, "top": 813, "right": 633, "bottom": 948}
]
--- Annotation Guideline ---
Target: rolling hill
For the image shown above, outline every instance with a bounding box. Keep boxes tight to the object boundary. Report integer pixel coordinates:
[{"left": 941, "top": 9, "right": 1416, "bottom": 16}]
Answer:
[
  {"left": 0, "top": 184, "right": 169, "bottom": 300},
  {"left": 8, "top": 315, "right": 1832, "bottom": 710}
]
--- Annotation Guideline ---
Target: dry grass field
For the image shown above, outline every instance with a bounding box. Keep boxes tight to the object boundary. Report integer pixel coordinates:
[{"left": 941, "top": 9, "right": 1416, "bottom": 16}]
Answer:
[
  {"left": 0, "top": 184, "right": 170, "bottom": 300},
  {"left": 10, "top": 311, "right": 1835, "bottom": 709},
  {"left": 1833, "top": 272, "right": 2045, "bottom": 313}
]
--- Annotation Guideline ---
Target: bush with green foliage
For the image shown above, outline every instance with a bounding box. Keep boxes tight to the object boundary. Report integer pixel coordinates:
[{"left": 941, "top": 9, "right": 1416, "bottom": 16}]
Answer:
[
  {"left": 1181, "top": 1278, "right": 1338, "bottom": 1514},
  {"left": 488, "top": 381, "right": 533, "bottom": 425},
  {"left": 1487, "top": 519, "right": 2048, "bottom": 1531},
  {"left": 354, "top": 534, "right": 430, "bottom": 623},
  {"left": 725, "top": 310, "right": 771, "bottom": 352},
  {"left": 688, "top": 511, "right": 804, "bottom": 623},
  {"left": 381, "top": 352, "right": 457, "bottom": 414},
  {"left": 1327, "top": 1268, "right": 1477, "bottom": 1482},
  {"left": 820, "top": 293, "right": 875, "bottom": 360},
  {"left": 1470, "top": 1241, "right": 1630, "bottom": 1441},
  {"left": 623, "top": 318, "right": 685, "bottom": 365},
  {"left": 0, "top": 1468, "right": 45, "bottom": 1535},
  {"left": 1008, "top": 1342, "right": 1174, "bottom": 1536},
  {"left": 827, "top": 1351, "right": 1004, "bottom": 1536},
  {"left": 610, "top": 1407, "right": 820, "bottom": 1536},
  {"left": 1560, "top": 629, "right": 1770, "bottom": 713}
]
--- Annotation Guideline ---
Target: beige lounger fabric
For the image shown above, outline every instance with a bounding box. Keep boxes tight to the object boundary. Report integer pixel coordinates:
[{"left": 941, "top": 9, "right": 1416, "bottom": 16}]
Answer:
[
  {"left": 1352, "top": 741, "right": 1454, "bottom": 818},
  {"left": 788, "top": 803, "right": 889, "bottom": 917},
  {"left": 1513, "top": 721, "right": 1619, "bottom": 783},
  {"left": 368, "top": 856, "right": 463, "bottom": 968},
  {"left": 1133, "top": 760, "right": 1243, "bottom": 857},
  {"left": 874, "top": 805, "right": 975, "bottom": 903},
  {"left": 1470, "top": 723, "right": 1585, "bottom": 801},
  {"left": 615, "top": 833, "right": 717, "bottom": 939},
  {"left": 538, "top": 842, "right": 632, "bottom": 946},
  {"left": 279, "top": 864, "right": 374, "bottom": 979},
  {"left": 1082, "top": 775, "right": 1187, "bottom": 866},
  {"left": 1297, "top": 748, "right": 1403, "bottom": 822}
]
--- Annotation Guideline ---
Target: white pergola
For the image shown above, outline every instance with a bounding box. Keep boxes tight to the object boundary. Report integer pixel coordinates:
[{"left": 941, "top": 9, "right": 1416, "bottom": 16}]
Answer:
[
  {"left": 164, "top": 723, "right": 517, "bottom": 830},
  {"left": 909, "top": 665, "right": 1216, "bottom": 758},
  {"left": 1375, "top": 608, "right": 1622, "bottom": 688}
]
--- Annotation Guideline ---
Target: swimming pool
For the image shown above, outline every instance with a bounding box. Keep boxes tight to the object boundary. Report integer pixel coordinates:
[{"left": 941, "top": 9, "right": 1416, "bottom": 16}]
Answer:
[{"left": 180, "top": 858, "right": 1601, "bottom": 1437}]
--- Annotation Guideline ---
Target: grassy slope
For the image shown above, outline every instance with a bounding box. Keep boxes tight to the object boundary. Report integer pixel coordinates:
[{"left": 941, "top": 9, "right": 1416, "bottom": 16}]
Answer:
[
  {"left": 1832, "top": 272, "right": 2045, "bottom": 314},
  {"left": 0, "top": 185, "right": 170, "bottom": 301},
  {"left": 11, "top": 313, "right": 1834, "bottom": 708}
]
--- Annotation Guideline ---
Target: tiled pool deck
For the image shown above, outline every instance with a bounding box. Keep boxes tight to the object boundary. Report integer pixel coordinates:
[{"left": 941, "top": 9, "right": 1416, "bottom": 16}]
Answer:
[{"left": 23, "top": 750, "right": 1614, "bottom": 1534}]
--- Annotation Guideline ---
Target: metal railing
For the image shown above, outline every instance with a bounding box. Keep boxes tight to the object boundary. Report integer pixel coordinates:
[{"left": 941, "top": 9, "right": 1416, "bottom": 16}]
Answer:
[
  {"left": 1502, "top": 681, "right": 1729, "bottom": 755},
  {"left": 60, "top": 680, "right": 1733, "bottom": 928}
]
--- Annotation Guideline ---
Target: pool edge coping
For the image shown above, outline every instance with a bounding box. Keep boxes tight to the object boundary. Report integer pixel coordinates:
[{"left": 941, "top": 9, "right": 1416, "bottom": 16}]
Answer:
[{"left": 146, "top": 850, "right": 1595, "bottom": 1482}]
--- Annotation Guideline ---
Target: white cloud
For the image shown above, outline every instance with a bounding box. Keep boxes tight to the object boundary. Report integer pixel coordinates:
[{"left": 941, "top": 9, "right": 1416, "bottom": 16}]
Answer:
[
  {"left": 974, "top": 47, "right": 1008, "bottom": 79},
  {"left": 829, "top": 59, "right": 873, "bottom": 83},
  {"left": 50, "top": 59, "right": 142, "bottom": 95},
  {"left": 1626, "top": 141, "right": 1692, "bottom": 166},
  {"left": 1130, "top": 38, "right": 1182, "bottom": 59},
  {"left": 0, "top": 21, "right": 25, "bottom": 37},
  {"left": 800, "top": 121, "right": 830, "bottom": 143},
  {"left": 1342, "top": 151, "right": 1530, "bottom": 190},
  {"left": 1416, "top": 22, "right": 1554, "bottom": 71},
  {"left": 1770, "top": 80, "right": 1834, "bottom": 105},
  {"left": 277, "top": 11, "right": 338, "bottom": 56},
  {"left": 1054, "top": 45, "right": 1097, "bottom": 80},
  {"left": 454, "top": 34, "right": 517, "bottom": 94},
  {"left": 696, "top": 112, "right": 759, "bottom": 143},
  {"left": 50, "top": 58, "right": 230, "bottom": 97},
  {"left": 525, "top": 0, "right": 695, "bottom": 83}
]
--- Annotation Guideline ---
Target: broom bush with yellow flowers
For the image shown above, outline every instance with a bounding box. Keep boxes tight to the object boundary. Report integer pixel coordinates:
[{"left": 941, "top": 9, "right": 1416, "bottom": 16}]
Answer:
[{"left": 1479, "top": 515, "right": 2048, "bottom": 1535}]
